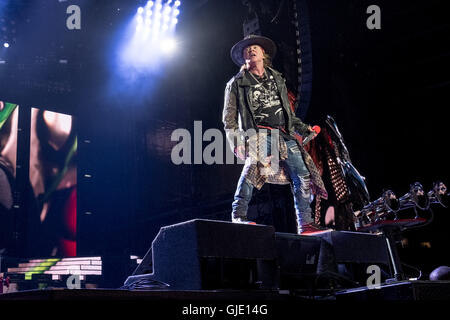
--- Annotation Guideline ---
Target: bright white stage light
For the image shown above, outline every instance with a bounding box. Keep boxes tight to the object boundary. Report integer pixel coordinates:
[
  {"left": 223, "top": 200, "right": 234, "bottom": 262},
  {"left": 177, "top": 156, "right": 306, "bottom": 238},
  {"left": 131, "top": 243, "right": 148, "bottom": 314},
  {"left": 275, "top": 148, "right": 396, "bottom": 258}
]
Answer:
[
  {"left": 3, "top": 43, "right": 10, "bottom": 48},
  {"left": 123, "top": 0, "right": 182, "bottom": 71},
  {"left": 161, "top": 38, "right": 176, "bottom": 53}
]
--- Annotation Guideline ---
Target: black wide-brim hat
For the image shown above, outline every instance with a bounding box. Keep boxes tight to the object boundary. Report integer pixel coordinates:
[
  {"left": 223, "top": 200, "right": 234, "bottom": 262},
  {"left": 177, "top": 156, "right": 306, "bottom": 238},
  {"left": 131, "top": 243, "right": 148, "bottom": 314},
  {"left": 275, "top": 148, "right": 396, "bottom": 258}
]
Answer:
[{"left": 230, "top": 34, "right": 277, "bottom": 66}]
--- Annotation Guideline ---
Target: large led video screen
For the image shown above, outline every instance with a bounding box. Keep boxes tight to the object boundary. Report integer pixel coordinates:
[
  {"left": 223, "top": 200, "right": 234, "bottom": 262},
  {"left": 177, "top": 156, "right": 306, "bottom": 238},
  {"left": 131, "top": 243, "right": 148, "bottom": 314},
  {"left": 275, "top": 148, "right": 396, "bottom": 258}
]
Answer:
[
  {"left": 30, "top": 108, "right": 77, "bottom": 257},
  {"left": 0, "top": 101, "right": 18, "bottom": 249}
]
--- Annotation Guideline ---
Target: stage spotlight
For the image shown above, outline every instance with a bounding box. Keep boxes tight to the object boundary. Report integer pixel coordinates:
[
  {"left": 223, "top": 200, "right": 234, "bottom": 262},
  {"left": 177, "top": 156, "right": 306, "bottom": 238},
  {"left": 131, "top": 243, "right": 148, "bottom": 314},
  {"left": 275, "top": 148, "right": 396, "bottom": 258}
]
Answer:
[
  {"left": 118, "top": 0, "right": 182, "bottom": 73},
  {"left": 3, "top": 42, "right": 9, "bottom": 48},
  {"left": 161, "top": 38, "right": 176, "bottom": 53},
  {"left": 134, "top": 0, "right": 181, "bottom": 47}
]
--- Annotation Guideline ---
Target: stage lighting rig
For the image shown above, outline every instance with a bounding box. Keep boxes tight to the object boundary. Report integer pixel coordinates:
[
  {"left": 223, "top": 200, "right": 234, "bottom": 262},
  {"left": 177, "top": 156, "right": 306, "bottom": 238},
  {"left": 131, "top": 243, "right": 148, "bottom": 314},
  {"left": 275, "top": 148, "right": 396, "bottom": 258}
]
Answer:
[
  {"left": 354, "top": 181, "right": 449, "bottom": 232},
  {"left": 135, "top": 0, "right": 180, "bottom": 39},
  {"left": 119, "top": 0, "right": 182, "bottom": 71}
]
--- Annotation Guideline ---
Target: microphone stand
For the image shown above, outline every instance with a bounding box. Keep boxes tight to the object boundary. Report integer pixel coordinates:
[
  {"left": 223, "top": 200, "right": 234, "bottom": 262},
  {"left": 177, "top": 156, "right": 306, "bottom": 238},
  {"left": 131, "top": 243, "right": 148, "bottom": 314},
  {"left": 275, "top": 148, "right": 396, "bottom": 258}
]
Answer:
[{"left": 380, "top": 225, "right": 406, "bottom": 282}]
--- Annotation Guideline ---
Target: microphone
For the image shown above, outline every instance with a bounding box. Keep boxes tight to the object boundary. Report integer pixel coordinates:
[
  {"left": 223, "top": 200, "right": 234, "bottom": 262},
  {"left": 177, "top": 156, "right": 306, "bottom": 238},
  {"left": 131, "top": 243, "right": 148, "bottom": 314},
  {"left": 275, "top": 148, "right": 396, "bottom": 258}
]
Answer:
[{"left": 302, "top": 125, "right": 321, "bottom": 146}]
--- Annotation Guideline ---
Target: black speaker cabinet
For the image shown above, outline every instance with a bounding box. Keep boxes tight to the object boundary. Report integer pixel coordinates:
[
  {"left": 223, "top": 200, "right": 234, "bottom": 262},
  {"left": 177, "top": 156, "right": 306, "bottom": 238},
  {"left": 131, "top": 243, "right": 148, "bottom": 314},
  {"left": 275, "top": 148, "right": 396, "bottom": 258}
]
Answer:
[
  {"left": 314, "top": 231, "right": 393, "bottom": 285},
  {"left": 274, "top": 232, "right": 322, "bottom": 289},
  {"left": 124, "top": 219, "right": 278, "bottom": 290}
]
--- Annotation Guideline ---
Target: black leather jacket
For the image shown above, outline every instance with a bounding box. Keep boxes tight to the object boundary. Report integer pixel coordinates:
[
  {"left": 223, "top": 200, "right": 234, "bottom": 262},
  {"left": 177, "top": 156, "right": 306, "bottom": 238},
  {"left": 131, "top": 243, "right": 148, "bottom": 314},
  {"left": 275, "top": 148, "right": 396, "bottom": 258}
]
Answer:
[{"left": 222, "top": 66, "right": 310, "bottom": 151}]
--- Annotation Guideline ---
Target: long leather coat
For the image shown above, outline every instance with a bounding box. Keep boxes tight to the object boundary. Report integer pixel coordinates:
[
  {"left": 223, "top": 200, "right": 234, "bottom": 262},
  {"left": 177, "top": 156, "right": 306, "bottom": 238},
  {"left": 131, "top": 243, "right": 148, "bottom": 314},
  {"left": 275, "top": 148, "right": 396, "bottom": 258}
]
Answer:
[
  {"left": 222, "top": 66, "right": 310, "bottom": 152},
  {"left": 222, "top": 66, "right": 328, "bottom": 203}
]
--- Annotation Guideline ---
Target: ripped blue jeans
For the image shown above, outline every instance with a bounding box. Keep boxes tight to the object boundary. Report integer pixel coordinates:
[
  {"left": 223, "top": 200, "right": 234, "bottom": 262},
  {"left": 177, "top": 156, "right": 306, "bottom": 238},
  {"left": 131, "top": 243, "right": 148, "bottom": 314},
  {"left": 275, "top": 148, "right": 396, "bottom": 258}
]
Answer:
[{"left": 232, "top": 138, "right": 313, "bottom": 231}]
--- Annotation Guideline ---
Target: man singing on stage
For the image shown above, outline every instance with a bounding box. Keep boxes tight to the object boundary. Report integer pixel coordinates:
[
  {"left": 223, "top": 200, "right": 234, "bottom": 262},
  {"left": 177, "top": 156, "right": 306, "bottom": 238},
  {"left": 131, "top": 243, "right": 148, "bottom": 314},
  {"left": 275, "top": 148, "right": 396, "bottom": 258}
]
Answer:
[{"left": 223, "top": 34, "right": 328, "bottom": 235}]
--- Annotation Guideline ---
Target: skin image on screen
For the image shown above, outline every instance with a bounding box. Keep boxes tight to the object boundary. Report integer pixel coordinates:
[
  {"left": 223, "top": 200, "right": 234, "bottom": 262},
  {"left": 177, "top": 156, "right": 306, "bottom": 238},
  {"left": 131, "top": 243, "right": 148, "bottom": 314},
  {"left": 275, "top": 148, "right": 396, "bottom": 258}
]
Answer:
[{"left": 29, "top": 108, "right": 77, "bottom": 257}]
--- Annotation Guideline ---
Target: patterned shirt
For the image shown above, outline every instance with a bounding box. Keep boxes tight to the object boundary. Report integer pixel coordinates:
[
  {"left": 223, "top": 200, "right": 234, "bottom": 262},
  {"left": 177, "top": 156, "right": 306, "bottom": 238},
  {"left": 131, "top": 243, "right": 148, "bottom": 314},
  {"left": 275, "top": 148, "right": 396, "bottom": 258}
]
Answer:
[
  {"left": 247, "top": 70, "right": 286, "bottom": 129},
  {"left": 247, "top": 69, "right": 293, "bottom": 140}
]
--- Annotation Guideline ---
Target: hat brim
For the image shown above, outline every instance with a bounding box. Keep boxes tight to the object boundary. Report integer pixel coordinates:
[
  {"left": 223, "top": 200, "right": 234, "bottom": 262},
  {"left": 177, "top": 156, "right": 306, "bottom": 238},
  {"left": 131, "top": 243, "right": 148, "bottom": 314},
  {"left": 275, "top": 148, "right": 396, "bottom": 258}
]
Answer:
[{"left": 230, "top": 35, "right": 277, "bottom": 66}]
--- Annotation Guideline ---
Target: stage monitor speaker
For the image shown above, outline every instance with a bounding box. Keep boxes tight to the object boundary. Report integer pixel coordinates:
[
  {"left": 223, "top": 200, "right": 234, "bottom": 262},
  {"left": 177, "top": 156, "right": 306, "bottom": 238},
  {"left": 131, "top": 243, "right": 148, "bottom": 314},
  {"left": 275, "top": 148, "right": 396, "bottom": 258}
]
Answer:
[
  {"left": 124, "top": 219, "right": 278, "bottom": 290},
  {"left": 314, "top": 231, "right": 393, "bottom": 286},
  {"left": 274, "top": 232, "right": 322, "bottom": 289}
]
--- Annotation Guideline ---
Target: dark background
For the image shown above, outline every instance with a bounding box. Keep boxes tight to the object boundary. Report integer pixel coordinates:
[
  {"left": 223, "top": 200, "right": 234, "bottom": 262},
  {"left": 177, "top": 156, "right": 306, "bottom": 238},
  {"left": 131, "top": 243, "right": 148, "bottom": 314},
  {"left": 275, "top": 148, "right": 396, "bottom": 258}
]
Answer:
[{"left": 0, "top": 0, "right": 448, "bottom": 279}]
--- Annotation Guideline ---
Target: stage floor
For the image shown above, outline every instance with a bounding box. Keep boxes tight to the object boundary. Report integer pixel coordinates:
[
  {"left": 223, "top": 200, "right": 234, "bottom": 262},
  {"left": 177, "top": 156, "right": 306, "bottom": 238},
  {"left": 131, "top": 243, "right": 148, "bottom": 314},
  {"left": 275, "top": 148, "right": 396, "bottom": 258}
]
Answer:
[
  {"left": 1, "top": 280, "right": 450, "bottom": 301},
  {"left": 0, "top": 288, "right": 294, "bottom": 301}
]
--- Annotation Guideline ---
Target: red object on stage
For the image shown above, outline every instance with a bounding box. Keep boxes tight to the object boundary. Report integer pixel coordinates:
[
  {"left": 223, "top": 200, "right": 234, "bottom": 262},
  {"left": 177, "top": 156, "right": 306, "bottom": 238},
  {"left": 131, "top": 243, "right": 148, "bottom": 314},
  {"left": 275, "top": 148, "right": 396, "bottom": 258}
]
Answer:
[
  {"left": 61, "top": 187, "right": 77, "bottom": 257},
  {"left": 311, "top": 125, "right": 321, "bottom": 134}
]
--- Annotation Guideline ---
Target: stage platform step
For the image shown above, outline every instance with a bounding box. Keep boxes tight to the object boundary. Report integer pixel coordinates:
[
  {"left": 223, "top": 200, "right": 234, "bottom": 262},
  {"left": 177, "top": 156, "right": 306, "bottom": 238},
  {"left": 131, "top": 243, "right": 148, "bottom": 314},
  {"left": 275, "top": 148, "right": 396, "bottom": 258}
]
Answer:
[
  {"left": 2, "top": 255, "right": 140, "bottom": 292},
  {"left": 6, "top": 256, "right": 103, "bottom": 280}
]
